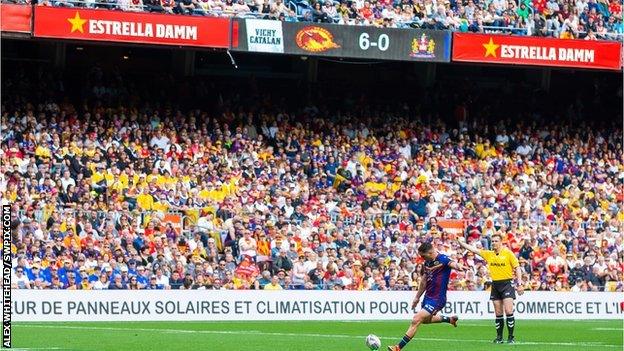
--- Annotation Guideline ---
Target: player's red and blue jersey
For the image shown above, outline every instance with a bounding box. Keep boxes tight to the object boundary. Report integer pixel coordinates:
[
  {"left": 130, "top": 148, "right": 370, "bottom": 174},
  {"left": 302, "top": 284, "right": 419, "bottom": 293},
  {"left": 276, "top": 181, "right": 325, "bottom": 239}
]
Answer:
[{"left": 420, "top": 253, "right": 451, "bottom": 314}]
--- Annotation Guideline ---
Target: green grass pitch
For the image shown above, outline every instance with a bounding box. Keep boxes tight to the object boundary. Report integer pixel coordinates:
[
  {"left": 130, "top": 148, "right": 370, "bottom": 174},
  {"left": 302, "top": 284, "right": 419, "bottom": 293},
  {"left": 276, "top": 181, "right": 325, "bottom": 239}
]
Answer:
[{"left": 12, "top": 320, "right": 622, "bottom": 351}]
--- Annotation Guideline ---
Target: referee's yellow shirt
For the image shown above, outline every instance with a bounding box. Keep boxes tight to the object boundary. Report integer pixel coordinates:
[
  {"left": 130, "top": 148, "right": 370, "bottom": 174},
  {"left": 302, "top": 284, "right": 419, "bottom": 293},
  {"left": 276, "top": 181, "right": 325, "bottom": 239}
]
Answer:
[{"left": 478, "top": 248, "right": 519, "bottom": 281}]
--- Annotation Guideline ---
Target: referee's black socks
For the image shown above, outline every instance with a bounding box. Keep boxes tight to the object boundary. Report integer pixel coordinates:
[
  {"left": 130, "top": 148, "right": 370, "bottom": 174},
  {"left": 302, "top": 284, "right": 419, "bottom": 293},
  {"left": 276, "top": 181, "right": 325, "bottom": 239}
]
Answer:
[
  {"left": 506, "top": 314, "right": 515, "bottom": 337},
  {"left": 495, "top": 315, "right": 504, "bottom": 338}
]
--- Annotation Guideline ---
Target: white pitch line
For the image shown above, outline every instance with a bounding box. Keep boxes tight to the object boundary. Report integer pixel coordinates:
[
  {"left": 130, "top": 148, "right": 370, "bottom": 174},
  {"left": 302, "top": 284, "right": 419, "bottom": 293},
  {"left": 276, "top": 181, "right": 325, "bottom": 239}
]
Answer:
[
  {"left": 591, "top": 328, "right": 624, "bottom": 331},
  {"left": 339, "top": 320, "right": 488, "bottom": 327},
  {"left": 17, "top": 324, "right": 622, "bottom": 348}
]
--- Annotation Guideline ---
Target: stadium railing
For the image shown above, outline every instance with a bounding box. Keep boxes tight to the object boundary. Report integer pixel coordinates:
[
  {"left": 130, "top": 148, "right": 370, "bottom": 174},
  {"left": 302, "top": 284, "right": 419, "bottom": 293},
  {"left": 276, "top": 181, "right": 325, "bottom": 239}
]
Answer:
[
  {"left": 17, "top": 208, "right": 619, "bottom": 239},
  {"left": 463, "top": 26, "right": 623, "bottom": 40},
  {"left": 481, "top": 25, "right": 528, "bottom": 34}
]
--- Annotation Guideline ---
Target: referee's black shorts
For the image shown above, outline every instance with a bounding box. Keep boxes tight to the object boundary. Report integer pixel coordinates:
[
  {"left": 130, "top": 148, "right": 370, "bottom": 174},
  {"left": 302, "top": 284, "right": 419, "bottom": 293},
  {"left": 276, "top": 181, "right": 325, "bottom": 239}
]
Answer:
[{"left": 490, "top": 279, "right": 516, "bottom": 300}]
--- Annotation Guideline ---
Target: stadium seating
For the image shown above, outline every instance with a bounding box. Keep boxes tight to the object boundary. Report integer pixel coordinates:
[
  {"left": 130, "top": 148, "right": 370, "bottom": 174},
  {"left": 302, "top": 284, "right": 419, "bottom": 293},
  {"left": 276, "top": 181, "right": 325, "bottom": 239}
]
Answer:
[
  {"left": 3, "top": 0, "right": 623, "bottom": 40},
  {"left": 2, "top": 64, "right": 622, "bottom": 293}
]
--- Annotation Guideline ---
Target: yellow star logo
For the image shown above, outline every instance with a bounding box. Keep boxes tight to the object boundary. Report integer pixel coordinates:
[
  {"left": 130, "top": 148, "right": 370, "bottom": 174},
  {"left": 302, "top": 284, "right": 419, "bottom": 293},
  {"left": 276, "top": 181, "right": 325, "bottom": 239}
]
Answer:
[
  {"left": 483, "top": 38, "right": 500, "bottom": 58},
  {"left": 67, "top": 12, "right": 87, "bottom": 34}
]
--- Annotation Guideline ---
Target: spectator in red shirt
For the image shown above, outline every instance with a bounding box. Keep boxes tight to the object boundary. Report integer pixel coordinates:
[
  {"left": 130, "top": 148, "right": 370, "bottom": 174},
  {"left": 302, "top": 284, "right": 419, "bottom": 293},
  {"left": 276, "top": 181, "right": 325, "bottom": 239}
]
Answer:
[
  {"left": 360, "top": 1, "right": 374, "bottom": 20},
  {"left": 161, "top": 0, "right": 175, "bottom": 13},
  {"left": 608, "top": 1, "right": 622, "bottom": 16},
  {"left": 533, "top": 0, "right": 547, "bottom": 13}
]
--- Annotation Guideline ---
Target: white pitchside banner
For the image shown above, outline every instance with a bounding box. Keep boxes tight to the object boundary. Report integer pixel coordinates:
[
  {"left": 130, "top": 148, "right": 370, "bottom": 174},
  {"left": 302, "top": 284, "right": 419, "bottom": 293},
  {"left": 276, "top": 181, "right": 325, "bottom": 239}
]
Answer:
[
  {"left": 245, "top": 19, "right": 284, "bottom": 53},
  {"left": 12, "top": 290, "right": 623, "bottom": 322}
]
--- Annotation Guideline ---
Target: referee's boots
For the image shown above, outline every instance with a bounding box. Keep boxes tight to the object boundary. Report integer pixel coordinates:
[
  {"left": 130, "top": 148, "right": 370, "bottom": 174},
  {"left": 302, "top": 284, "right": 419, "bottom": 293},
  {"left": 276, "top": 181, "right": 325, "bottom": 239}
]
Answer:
[{"left": 493, "top": 337, "right": 504, "bottom": 344}]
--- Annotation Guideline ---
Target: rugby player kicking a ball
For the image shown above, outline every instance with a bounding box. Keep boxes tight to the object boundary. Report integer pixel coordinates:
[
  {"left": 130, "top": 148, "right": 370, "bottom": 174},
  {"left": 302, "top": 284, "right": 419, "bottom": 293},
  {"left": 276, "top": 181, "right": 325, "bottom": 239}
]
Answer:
[{"left": 387, "top": 242, "right": 462, "bottom": 351}]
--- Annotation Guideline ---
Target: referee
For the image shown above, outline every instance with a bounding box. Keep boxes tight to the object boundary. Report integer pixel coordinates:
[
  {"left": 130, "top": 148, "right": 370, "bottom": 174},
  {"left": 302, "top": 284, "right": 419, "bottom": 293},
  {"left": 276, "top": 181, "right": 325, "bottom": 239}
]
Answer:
[{"left": 458, "top": 234, "right": 524, "bottom": 344}]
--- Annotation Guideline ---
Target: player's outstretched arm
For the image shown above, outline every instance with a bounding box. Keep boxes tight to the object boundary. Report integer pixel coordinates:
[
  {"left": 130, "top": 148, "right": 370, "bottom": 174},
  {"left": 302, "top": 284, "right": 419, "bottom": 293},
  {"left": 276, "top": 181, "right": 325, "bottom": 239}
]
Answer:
[
  {"left": 449, "top": 261, "right": 465, "bottom": 271},
  {"left": 457, "top": 236, "right": 480, "bottom": 255}
]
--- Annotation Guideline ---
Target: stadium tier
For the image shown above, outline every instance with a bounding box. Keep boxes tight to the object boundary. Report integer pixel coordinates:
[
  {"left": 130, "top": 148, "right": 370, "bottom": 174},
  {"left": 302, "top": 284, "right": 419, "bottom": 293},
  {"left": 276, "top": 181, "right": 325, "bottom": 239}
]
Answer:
[
  {"left": 2, "top": 4, "right": 623, "bottom": 70},
  {"left": 2, "top": 52, "right": 622, "bottom": 294}
]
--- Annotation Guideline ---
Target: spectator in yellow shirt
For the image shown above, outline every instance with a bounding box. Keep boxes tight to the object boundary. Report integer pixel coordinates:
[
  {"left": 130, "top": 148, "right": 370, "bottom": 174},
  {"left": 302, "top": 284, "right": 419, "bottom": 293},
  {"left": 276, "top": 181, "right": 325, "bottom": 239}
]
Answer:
[
  {"left": 35, "top": 145, "right": 51, "bottom": 159},
  {"left": 263, "top": 275, "right": 283, "bottom": 290},
  {"left": 151, "top": 195, "right": 169, "bottom": 212},
  {"left": 136, "top": 188, "right": 154, "bottom": 211}
]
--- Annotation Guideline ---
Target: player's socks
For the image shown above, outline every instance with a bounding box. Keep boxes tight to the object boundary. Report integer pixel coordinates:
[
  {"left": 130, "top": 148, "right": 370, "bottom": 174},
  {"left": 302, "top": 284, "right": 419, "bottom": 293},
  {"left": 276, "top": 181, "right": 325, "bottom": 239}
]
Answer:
[
  {"left": 441, "top": 315, "right": 451, "bottom": 323},
  {"left": 506, "top": 314, "right": 515, "bottom": 338},
  {"left": 495, "top": 315, "right": 504, "bottom": 339},
  {"left": 397, "top": 334, "right": 412, "bottom": 349}
]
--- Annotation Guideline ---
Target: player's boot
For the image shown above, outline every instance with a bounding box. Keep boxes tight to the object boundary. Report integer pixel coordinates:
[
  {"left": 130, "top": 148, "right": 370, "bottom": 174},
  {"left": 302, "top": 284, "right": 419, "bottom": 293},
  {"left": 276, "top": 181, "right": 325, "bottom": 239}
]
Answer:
[
  {"left": 387, "top": 346, "right": 401, "bottom": 351},
  {"left": 449, "top": 315, "right": 459, "bottom": 327},
  {"left": 493, "top": 337, "right": 504, "bottom": 344},
  {"left": 507, "top": 336, "right": 515, "bottom": 344}
]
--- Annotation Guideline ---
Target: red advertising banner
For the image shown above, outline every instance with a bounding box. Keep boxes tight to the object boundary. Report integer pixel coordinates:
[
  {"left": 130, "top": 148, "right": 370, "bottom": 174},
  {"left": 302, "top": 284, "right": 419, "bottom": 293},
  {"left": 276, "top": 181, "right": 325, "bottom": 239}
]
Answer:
[
  {"left": 437, "top": 219, "right": 466, "bottom": 236},
  {"left": 33, "top": 7, "right": 229, "bottom": 48},
  {"left": 1, "top": 4, "right": 32, "bottom": 33},
  {"left": 453, "top": 33, "right": 622, "bottom": 71}
]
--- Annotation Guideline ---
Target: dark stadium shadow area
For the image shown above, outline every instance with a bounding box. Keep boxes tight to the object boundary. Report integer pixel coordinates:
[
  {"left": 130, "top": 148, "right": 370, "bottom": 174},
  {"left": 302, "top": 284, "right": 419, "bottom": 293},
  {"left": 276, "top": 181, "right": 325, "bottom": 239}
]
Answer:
[{"left": 2, "top": 38, "right": 622, "bottom": 128}]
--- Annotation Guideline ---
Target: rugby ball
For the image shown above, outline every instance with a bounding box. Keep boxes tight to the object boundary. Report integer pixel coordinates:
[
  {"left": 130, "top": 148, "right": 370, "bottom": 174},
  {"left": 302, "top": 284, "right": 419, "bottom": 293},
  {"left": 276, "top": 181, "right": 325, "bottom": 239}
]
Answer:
[{"left": 366, "top": 334, "right": 381, "bottom": 350}]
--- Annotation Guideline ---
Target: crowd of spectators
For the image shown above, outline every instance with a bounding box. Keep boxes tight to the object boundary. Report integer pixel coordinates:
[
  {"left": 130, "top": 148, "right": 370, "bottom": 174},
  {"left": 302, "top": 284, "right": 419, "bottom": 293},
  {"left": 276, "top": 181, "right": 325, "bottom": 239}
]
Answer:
[
  {"left": 4, "top": 0, "right": 623, "bottom": 40},
  {"left": 2, "top": 64, "right": 623, "bottom": 293}
]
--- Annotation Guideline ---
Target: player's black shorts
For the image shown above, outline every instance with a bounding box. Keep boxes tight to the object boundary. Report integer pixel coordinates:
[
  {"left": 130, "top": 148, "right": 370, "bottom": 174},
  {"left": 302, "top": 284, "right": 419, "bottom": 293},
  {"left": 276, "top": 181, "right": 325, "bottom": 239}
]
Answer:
[{"left": 490, "top": 279, "right": 516, "bottom": 300}]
